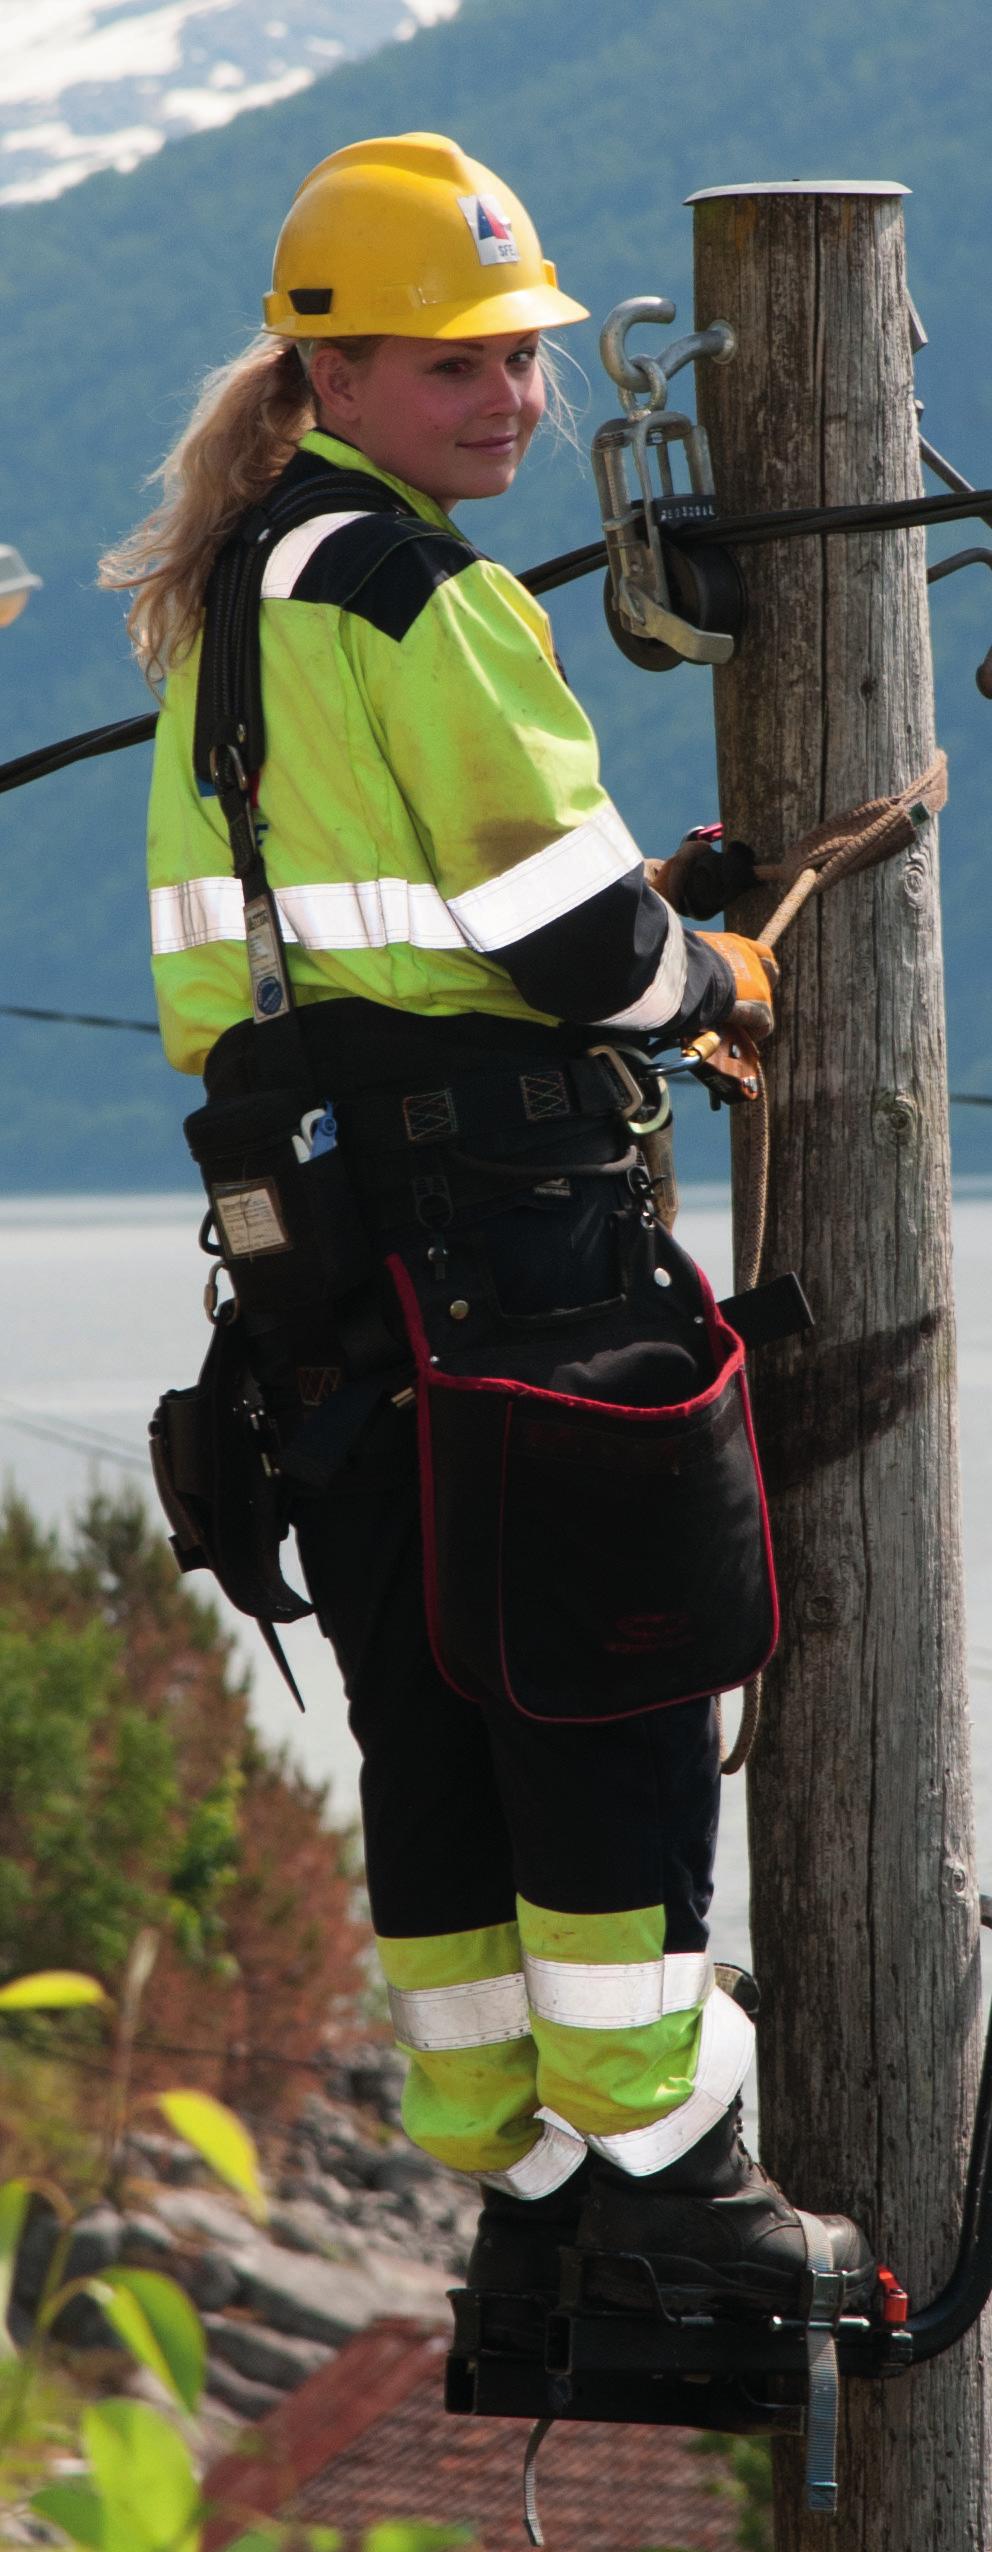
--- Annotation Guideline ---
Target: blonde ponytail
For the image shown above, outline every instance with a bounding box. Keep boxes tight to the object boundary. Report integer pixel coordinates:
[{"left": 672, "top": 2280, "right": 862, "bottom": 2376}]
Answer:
[{"left": 99, "top": 334, "right": 316, "bottom": 688}]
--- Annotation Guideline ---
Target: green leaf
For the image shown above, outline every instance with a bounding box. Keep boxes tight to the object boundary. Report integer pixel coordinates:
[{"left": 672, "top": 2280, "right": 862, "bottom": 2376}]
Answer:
[
  {"left": 222, "top": 2536, "right": 281, "bottom": 2552},
  {"left": 31, "top": 2480, "right": 107, "bottom": 2548},
  {"left": 362, "top": 2530, "right": 477, "bottom": 2551},
  {"left": 225, "top": 2535, "right": 342, "bottom": 2552},
  {"left": 81, "top": 2398, "right": 201, "bottom": 2551},
  {"left": 0, "top": 2178, "right": 30, "bottom": 2355},
  {"left": 0, "top": 1970, "right": 109, "bottom": 2011},
  {"left": 155, "top": 2090, "right": 267, "bottom": 2222},
  {"left": 90, "top": 2269, "right": 206, "bottom": 2413}
]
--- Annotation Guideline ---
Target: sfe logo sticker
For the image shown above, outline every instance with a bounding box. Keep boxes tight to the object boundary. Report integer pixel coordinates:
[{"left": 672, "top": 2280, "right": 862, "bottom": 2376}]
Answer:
[{"left": 457, "top": 194, "right": 519, "bottom": 266}]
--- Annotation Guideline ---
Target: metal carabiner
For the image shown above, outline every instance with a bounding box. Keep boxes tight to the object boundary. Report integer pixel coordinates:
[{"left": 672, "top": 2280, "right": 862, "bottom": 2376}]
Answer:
[{"left": 609, "top": 1041, "right": 671, "bottom": 1137}]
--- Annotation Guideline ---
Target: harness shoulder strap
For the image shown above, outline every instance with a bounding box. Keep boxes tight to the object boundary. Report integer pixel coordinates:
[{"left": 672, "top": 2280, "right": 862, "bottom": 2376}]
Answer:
[
  {"left": 193, "top": 460, "right": 415, "bottom": 786},
  {"left": 190, "top": 454, "right": 479, "bottom": 1057}
]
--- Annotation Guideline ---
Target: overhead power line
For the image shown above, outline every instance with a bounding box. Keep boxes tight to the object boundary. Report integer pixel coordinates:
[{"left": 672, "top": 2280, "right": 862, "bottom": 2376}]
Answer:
[
  {"left": 0, "top": 1002, "right": 158, "bottom": 1034},
  {"left": 0, "top": 1396, "right": 148, "bottom": 1472},
  {"left": 2, "top": 996, "right": 990, "bottom": 1110}
]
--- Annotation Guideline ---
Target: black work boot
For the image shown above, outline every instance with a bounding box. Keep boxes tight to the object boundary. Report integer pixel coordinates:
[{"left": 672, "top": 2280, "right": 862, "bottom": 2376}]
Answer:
[
  {"left": 464, "top": 2158, "right": 591, "bottom": 2354},
  {"left": 573, "top": 2102, "right": 875, "bottom": 2320}
]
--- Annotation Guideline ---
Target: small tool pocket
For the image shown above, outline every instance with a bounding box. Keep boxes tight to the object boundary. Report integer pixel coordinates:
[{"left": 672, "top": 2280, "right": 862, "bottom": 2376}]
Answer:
[
  {"left": 149, "top": 1304, "right": 310, "bottom": 1630},
  {"left": 388, "top": 1236, "right": 777, "bottom": 1723},
  {"left": 184, "top": 1088, "right": 373, "bottom": 1319}
]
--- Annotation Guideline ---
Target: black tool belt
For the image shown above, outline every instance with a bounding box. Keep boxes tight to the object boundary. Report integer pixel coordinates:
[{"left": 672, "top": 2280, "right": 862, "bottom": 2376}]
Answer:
[{"left": 193, "top": 998, "right": 645, "bottom": 1311}]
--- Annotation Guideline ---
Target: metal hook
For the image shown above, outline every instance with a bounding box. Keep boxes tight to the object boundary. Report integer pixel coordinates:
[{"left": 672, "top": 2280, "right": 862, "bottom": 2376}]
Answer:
[
  {"left": 600, "top": 296, "right": 676, "bottom": 402},
  {"left": 600, "top": 296, "right": 736, "bottom": 418},
  {"left": 925, "top": 547, "right": 992, "bottom": 697}
]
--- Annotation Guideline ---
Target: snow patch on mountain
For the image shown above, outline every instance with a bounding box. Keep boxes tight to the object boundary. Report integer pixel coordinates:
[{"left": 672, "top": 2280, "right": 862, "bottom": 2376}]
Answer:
[{"left": 0, "top": 0, "right": 463, "bottom": 206}]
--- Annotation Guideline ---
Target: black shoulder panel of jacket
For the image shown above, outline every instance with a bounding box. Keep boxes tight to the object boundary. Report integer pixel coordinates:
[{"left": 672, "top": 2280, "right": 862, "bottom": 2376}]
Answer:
[{"left": 284, "top": 511, "right": 479, "bottom": 640}]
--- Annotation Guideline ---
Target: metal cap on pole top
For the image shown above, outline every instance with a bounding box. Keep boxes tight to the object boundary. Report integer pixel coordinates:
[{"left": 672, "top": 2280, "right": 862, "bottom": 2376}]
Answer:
[{"left": 685, "top": 180, "right": 910, "bottom": 200}]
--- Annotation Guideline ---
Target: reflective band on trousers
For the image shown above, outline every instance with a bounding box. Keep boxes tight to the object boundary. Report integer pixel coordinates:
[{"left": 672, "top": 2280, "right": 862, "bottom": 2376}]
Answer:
[
  {"left": 481, "top": 2116, "right": 588, "bottom": 2199},
  {"left": 148, "top": 804, "right": 642, "bottom": 961},
  {"left": 523, "top": 1949, "right": 712, "bottom": 2030},
  {"left": 559, "top": 1984, "right": 756, "bottom": 2177},
  {"left": 387, "top": 1971, "right": 531, "bottom": 2053}
]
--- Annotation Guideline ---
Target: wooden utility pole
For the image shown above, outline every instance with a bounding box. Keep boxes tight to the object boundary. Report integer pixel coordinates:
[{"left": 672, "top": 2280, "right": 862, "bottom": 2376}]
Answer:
[{"left": 691, "top": 184, "right": 989, "bottom": 2548}]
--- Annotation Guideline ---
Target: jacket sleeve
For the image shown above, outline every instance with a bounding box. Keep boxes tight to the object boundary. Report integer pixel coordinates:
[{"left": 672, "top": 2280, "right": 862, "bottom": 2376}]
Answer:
[{"left": 354, "top": 553, "right": 733, "bottom": 1045}]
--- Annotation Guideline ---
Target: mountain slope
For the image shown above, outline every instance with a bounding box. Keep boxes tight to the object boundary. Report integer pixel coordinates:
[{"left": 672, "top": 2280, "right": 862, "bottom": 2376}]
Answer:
[
  {"left": 0, "top": 0, "right": 989, "bottom": 1187},
  {"left": 0, "top": 0, "right": 462, "bottom": 205}
]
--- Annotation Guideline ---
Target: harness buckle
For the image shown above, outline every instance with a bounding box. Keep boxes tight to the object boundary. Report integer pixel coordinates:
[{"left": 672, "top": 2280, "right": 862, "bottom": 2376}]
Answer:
[
  {"left": 413, "top": 1172, "right": 454, "bottom": 1231},
  {"left": 209, "top": 738, "right": 251, "bottom": 796},
  {"left": 587, "top": 1041, "right": 669, "bottom": 1136},
  {"left": 586, "top": 1041, "right": 649, "bottom": 1121}
]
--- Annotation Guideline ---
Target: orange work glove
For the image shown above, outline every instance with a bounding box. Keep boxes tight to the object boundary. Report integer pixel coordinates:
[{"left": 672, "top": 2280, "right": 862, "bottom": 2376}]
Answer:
[{"left": 696, "top": 931, "right": 780, "bottom": 1045}]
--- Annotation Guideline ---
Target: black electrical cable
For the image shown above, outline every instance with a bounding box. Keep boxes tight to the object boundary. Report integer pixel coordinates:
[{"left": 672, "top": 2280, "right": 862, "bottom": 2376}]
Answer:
[
  {"left": 676, "top": 484, "right": 992, "bottom": 555},
  {"left": 0, "top": 1001, "right": 158, "bottom": 1033},
  {"left": 1, "top": 481, "right": 991, "bottom": 799},
  {"left": 2, "top": 994, "right": 990, "bottom": 1117},
  {"left": 0, "top": 1400, "right": 148, "bottom": 1471},
  {"left": 522, "top": 483, "right": 992, "bottom": 596},
  {"left": 0, "top": 710, "right": 157, "bottom": 798},
  {"left": 522, "top": 537, "right": 606, "bottom": 596}
]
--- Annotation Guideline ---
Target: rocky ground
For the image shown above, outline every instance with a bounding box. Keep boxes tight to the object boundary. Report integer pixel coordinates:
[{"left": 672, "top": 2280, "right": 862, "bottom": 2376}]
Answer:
[{"left": 10, "top": 2044, "right": 479, "bottom": 2473}]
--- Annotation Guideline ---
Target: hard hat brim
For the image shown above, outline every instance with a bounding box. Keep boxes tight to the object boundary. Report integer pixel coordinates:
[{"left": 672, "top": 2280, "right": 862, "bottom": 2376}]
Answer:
[{"left": 264, "top": 282, "right": 589, "bottom": 338}]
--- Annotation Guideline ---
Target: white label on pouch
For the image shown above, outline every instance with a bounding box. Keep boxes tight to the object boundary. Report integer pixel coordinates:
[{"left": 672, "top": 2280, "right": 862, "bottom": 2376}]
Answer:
[{"left": 214, "top": 1179, "right": 289, "bottom": 1257}]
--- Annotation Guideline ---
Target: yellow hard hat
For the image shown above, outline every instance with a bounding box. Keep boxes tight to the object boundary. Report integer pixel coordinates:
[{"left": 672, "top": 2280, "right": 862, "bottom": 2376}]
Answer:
[{"left": 262, "top": 131, "right": 589, "bottom": 340}]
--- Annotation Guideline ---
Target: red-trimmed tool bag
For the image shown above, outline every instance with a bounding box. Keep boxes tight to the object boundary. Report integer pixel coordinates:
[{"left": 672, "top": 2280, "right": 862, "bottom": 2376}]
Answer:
[{"left": 387, "top": 1233, "right": 778, "bottom": 1724}]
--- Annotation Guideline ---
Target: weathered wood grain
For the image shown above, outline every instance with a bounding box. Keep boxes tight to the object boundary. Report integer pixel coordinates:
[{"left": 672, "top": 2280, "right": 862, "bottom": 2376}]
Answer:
[{"left": 693, "top": 190, "right": 990, "bottom": 2550}]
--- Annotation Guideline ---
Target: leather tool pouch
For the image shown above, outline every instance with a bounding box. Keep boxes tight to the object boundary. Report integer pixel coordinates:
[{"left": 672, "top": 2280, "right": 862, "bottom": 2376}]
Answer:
[
  {"left": 149, "top": 1303, "right": 310, "bottom": 1632},
  {"left": 387, "top": 1229, "right": 778, "bottom": 1723},
  {"left": 183, "top": 1088, "right": 374, "bottom": 1319}
]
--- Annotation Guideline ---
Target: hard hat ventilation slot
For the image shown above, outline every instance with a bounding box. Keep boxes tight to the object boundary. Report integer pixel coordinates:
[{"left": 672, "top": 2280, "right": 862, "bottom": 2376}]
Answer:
[{"left": 289, "top": 289, "right": 334, "bottom": 315}]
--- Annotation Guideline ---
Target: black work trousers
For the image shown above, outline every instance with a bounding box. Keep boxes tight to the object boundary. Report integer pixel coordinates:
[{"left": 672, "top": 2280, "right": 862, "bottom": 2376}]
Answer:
[
  {"left": 296, "top": 1376, "right": 721, "bottom": 1946},
  {"left": 284, "top": 1163, "right": 743, "bottom": 2192}
]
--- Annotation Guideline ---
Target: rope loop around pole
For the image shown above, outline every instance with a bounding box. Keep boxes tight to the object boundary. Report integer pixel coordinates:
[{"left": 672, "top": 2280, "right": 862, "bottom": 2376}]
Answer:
[
  {"left": 755, "top": 750, "right": 948, "bottom": 947},
  {"left": 719, "top": 749, "right": 947, "bottom": 1776}
]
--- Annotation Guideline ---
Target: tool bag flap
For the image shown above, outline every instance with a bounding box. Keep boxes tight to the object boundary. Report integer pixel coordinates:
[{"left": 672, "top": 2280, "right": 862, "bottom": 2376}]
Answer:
[{"left": 387, "top": 1237, "right": 778, "bottom": 1723}]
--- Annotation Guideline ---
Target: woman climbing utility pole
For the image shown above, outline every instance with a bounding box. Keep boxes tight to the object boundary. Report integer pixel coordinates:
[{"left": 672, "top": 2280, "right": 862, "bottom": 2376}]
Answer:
[{"left": 693, "top": 181, "right": 989, "bottom": 2550}]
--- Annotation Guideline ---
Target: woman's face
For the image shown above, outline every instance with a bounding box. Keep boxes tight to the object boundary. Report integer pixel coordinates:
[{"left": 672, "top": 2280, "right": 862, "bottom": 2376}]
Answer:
[{"left": 309, "top": 332, "right": 546, "bottom": 509}]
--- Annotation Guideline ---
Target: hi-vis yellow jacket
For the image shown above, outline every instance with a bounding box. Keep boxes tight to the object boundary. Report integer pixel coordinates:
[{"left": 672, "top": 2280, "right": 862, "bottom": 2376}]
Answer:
[{"left": 148, "top": 431, "right": 730, "bottom": 1075}]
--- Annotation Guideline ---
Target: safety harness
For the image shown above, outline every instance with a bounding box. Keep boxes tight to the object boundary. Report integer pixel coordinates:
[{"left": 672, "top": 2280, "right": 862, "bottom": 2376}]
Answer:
[{"left": 151, "top": 457, "right": 807, "bottom": 1728}]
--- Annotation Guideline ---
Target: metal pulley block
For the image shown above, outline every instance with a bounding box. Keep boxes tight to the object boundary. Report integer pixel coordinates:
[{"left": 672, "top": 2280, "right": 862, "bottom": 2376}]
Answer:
[{"left": 592, "top": 295, "right": 746, "bottom": 670}]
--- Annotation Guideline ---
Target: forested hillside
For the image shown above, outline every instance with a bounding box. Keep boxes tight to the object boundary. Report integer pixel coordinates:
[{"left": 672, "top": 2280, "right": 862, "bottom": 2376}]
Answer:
[{"left": 0, "top": 0, "right": 989, "bottom": 1187}]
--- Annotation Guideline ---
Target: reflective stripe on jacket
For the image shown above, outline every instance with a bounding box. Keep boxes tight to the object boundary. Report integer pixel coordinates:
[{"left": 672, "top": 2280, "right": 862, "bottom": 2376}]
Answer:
[{"left": 148, "top": 429, "right": 729, "bottom": 1074}]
